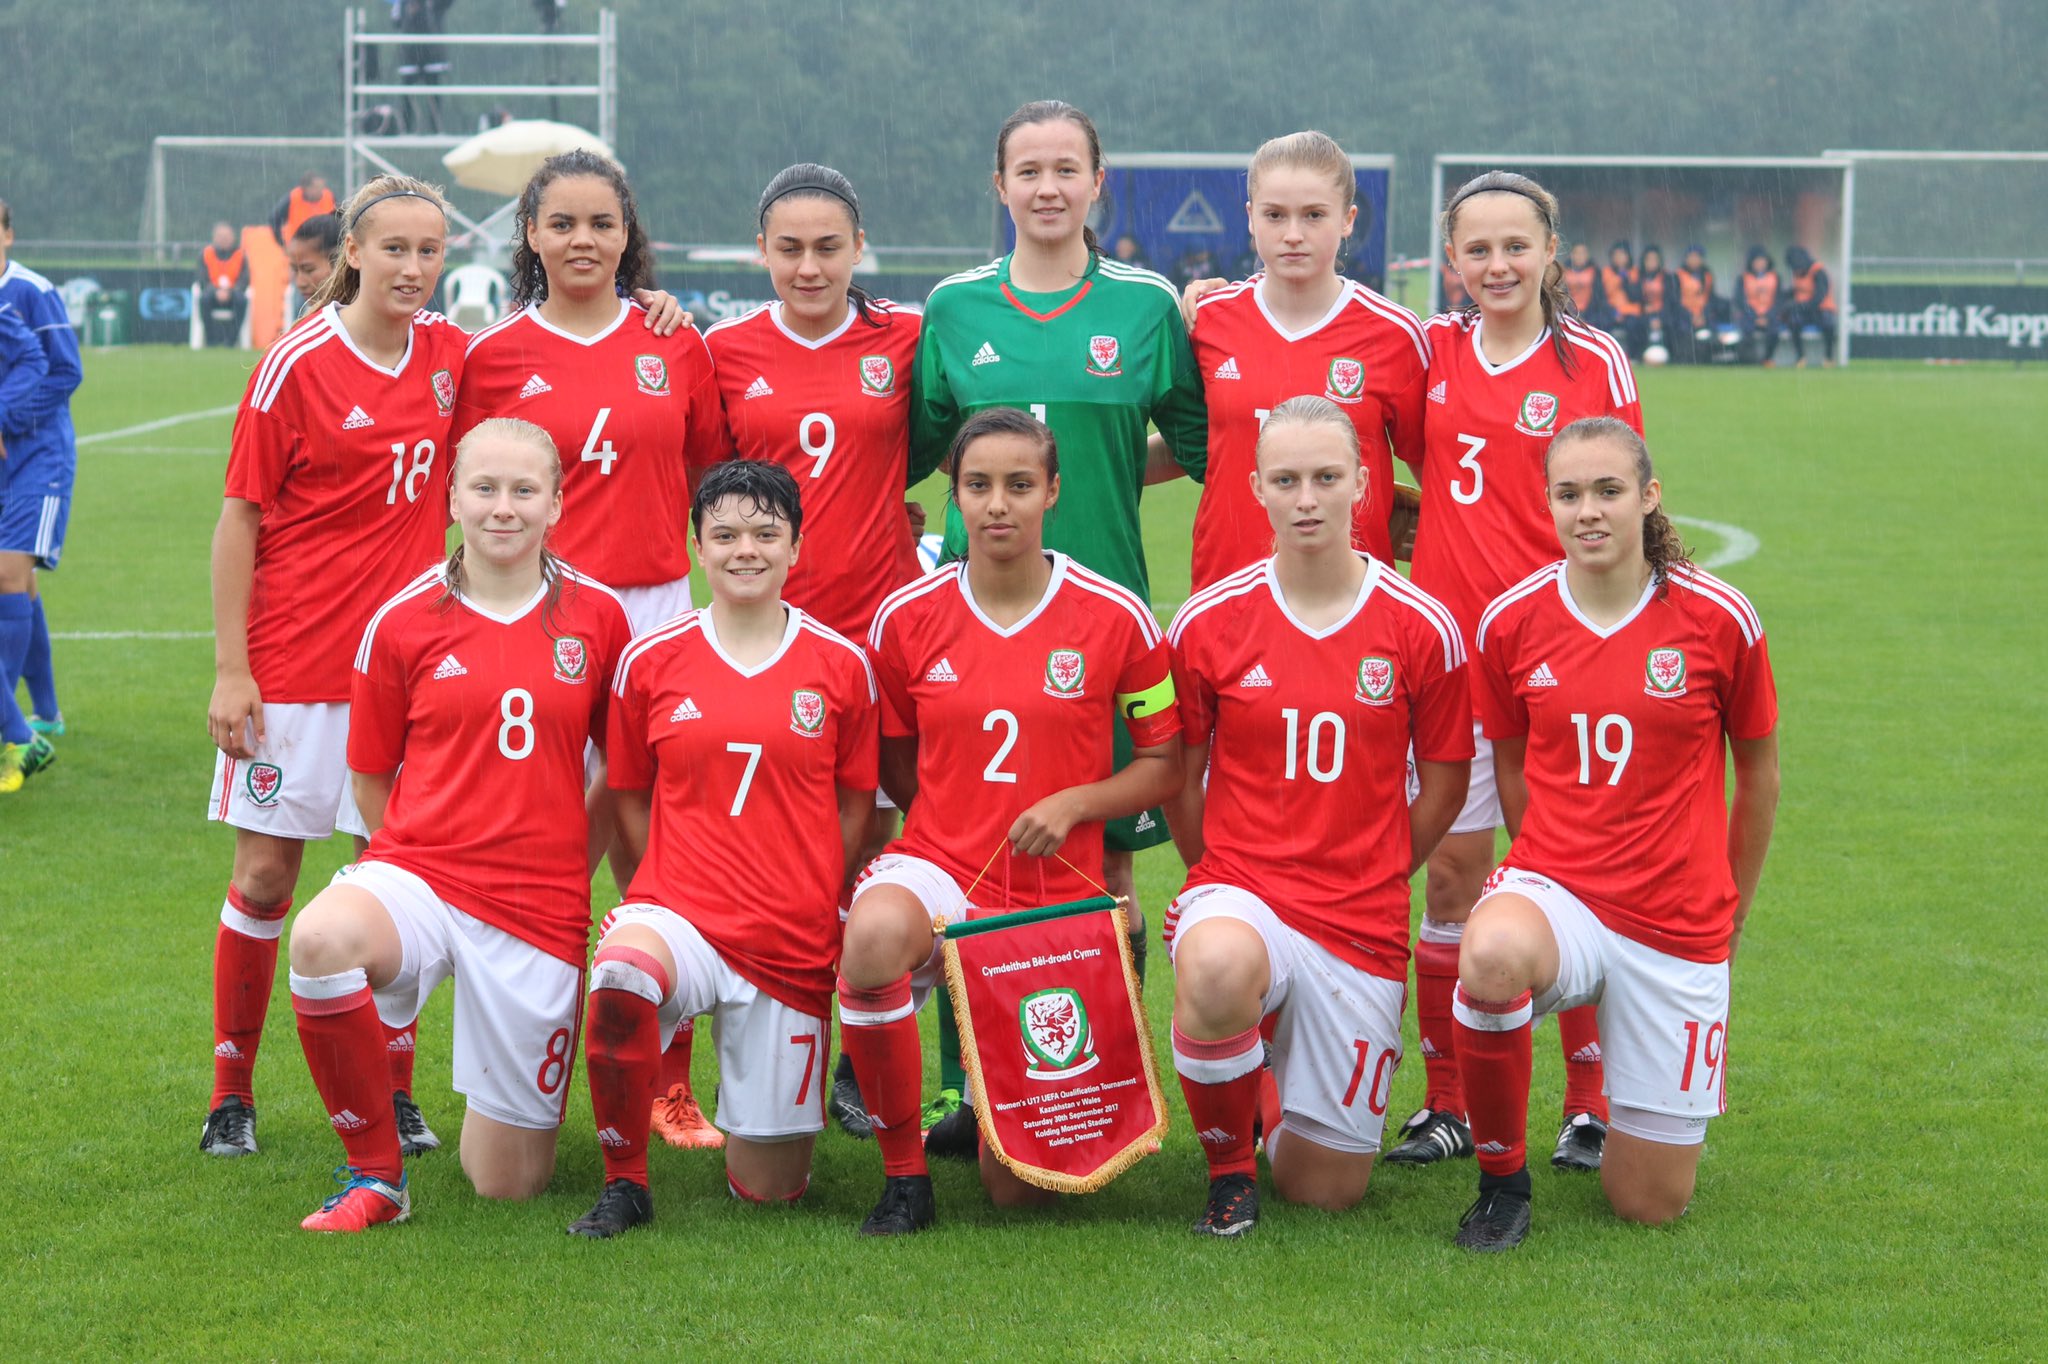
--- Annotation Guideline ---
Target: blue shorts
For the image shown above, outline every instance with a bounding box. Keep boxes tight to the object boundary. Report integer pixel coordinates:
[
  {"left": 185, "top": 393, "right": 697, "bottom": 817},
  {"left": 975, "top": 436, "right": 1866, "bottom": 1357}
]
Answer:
[{"left": 1, "top": 448, "right": 70, "bottom": 567}]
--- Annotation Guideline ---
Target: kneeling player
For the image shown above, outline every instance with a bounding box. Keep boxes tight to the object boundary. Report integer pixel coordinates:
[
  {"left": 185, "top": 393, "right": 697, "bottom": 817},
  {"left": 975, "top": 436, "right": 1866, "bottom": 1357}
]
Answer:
[
  {"left": 840, "top": 408, "right": 1183, "bottom": 1235},
  {"left": 569, "top": 460, "right": 877, "bottom": 1236},
  {"left": 285, "top": 419, "right": 631, "bottom": 1231},
  {"left": 1163, "top": 397, "right": 1471, "bottom": 1236},
  {"left": 1450, "top": 418, "right": 1778, "bottom": 1251}
]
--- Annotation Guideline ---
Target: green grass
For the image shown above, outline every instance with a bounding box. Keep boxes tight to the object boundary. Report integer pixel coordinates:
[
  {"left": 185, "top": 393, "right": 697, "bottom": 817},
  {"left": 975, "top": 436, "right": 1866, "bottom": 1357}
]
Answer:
[{"left": 4, "top": 348, "right": 2044, "bottom": 1359}]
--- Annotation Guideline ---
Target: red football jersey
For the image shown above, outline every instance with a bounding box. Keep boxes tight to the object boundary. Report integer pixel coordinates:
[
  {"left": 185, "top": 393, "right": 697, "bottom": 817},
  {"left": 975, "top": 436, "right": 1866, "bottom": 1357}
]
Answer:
[
  {"left": 350, "top": 565, "right": 634, "bottom": 966},
  {"left": 453, "top": 299, "right": 725, "bottom": 588},
  {"left": 1186, "top": 276, "right": 1428, "bottom": 587},
  {"left": 1411, "top": 312, "right": 1643, "bottom": 644},
  {"left": 703, "top": 300, "right": 923, "bottom": 638},
  {"left": 1167, "top": 556, "right": 1472, "bottom": 979},
  {"left": 1473, "top": 562, "right": 1777, "bottom": 962},
  {"left": 607, "top": 607, "right": 879, "bottom": 1017},
  {"left": 225, "top": 305, "right": 465, "bottom": 702},
  {"left": 867, "top": 554, "right": 1182, "bottom": 910}
]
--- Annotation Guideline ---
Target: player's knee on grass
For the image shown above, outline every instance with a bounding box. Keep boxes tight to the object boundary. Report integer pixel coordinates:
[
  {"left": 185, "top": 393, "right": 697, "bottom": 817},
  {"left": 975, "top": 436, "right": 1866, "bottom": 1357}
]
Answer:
[
  {"left": 726, "top": 1135, "right": 814, "bottom": 1204},
  {"left": 1601, "top": 1127, "right": 1700, "bottom": 1226},
  {"left": 980, "top": 1143, "right": 1057, "bottom": 1209},
  {"left": 1269, "top": 1126, "right": 1374, "bottom": 1212},
  {"left": 840, "top": 884, "right": 931, "bottom": 988},
  {"left": 1171, "top": 919, "right": 1269, "bottom": 1037},
  {"left": 230, "top": 830, "right": 307, "bottom": 909},
  {"left": 1458, "top": 893, "right": 1557, "bottom": 1000},
  {"left": 459, "top": 1111, "right": 558, "bottom": 1201}
]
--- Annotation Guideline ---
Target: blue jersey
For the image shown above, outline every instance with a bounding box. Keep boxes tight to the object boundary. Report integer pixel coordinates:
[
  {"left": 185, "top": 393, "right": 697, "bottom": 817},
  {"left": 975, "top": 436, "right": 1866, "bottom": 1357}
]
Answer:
[
  {"left": 0, "top": 305, "right": 50, "bottom": 439},
  {"left": 0, "top": 261, "right": 82, "bottom": 469}
]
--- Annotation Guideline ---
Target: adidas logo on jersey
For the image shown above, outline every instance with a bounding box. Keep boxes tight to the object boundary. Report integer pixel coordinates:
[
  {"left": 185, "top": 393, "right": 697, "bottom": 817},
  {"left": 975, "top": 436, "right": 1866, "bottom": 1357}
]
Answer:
[
  {"left": 329, "top": 1108, "right": 369, "bottom": 1133},
  {"left": 520, "top": 373, "right": 552, "bottom": 399},
  {"left": 1212, "top": 356, "right": 1241, "bottom": 381},
  {"left": 1428, "top": 380, "right": 1447, "bottom": 405},
  {"left": 1195, "top": 1127, "right": 1236, "bottom": 1146},
  {"left": 744, "top": 375, "right": 774, "bottom": 400},
  {"left": 213, "top": 1040, "right": 244, "bottom": 1060},
  {"left": 596, "top": 1125, "right": 628, "bottom": 1148},
  {"left": 1238, "top": 663, "right": 1273, "bottom": 688},
  {"left": 433, "top": 654, "right": 468, "bottom": 680},
  {"left": 1569, "top": 1043, "right": 1603, "bottom": 1064},
  {"left": 1527, "top": 662, "right": 1559, "bottom": 688},
  {"left": 924, "top": 657, "right": 959, "bottom": 683},
  {"left": 971, "top": 342, "right": 1001, "bottom": 367},
  {"left": 342, "top": 405, "right": 374, "bottom": 430},
  {"left": 670, "top": 697, "right": 703, "bottom": 722}
]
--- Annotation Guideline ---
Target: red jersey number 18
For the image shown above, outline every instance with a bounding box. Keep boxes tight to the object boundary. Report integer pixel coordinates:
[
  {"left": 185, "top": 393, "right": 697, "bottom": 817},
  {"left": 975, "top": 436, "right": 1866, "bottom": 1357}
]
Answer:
[{"left": 386, "top": 439, "right": 436, "bottom": 504}]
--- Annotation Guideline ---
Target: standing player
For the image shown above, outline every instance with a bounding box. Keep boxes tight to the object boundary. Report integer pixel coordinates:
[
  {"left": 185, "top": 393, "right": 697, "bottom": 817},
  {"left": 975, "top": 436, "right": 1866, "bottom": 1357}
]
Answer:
[
  {"left": 702, "top": 163, "right": 924, "bottom": 1141},
  {"left": 202, "top": 176, "right": 468, "bottom": 1160},
  {"left": 1163, "top": 398, "right": 1470, "bottom": 1237},
  {"left": 287, "top": 417, "right": 632, "bottom": 1232},
  {"left": 0, "top": 199, "right": 84, "bottom": 764},
  {"left": 1175, "top": 131, "right": 1427, "bottom": 589},
  {"left": 840, "top": 408, "right": 1183, "bottom": 1235},
  {"left": 910, "top": 101, "right": 1206, "bottom": 1140},
  {"left": 569, "top": 461, "right": 877, "bottom": 1237},
  {"left": 454, "top": 149, "right": 726, "bottom": 1148},
  {"left": 1387, "top": 171, "right": 1644, "bottom": 1175},
  {"left": 1450, "top": 417, "right": 1778, "bottom": 1250},
  {"left": 0, "top": 300, "right": 50, "bottom": 791}
]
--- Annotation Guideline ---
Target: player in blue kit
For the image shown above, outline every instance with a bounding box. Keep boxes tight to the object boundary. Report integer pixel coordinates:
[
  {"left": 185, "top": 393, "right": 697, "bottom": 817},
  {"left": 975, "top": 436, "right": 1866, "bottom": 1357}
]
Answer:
[
  {"left": 0, "top": 199, "right": 85, "bottom": 756},
  {"left": 0, "top": 296, "right": 51, "bottom": 791}
]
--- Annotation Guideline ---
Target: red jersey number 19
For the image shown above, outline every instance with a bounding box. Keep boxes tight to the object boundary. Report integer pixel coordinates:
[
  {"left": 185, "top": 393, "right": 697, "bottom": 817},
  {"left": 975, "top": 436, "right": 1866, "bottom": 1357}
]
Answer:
[
  {"left": 1570, "top": 712, "right": 1632, "bottom": 785},
  {"left": 386, "top": 439, "right": 436, "bottom": 505}
]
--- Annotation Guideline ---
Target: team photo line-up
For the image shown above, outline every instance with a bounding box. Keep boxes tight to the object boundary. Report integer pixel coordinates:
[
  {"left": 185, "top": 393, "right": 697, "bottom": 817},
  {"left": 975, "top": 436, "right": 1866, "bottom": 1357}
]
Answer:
[{"left": 189, "top": 97, "right": 1779, "bottom": 1253}]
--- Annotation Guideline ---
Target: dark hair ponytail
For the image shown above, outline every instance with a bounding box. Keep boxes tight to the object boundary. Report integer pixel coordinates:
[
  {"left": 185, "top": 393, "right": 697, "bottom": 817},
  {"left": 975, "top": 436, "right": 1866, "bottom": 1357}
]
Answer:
[
  {"left": 995, "top": 100, "right": 1105, "bottom": 259},
  {"left": 1440, "top": 169, "right": 1580, "bottom": 376},
  {"left": 509, "top": 149, "right": 656, "bottom": 310},
  {"left": 756, "top": 162, "right": 885, "bottom": 329}
]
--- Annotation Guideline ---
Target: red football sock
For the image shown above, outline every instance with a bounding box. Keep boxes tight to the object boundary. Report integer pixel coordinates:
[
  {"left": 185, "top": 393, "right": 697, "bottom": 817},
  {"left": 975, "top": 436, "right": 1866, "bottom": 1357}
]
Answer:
[
  {"left": 657, "top": 1017, "right": 695, "bottom": 1096},
  {"left": 1453, "top": 984, "right": 1534, "bottom": 1178},
  {"left": 1173, "top": 1023, "right": 1264, "bottom": 1179},
  {"left": 292, "top": 969, "right": 402, "bottom": 1184},
  {"left": 586, "top": 985, "right": 663, "bottom": 1189},
  {"left": 1557, "top": 1005, "right": 1609, "bottom": 1121},
  {"left": 1414, "top": 934, "right": 1464, "bottom": 1115},
  {"left": 212, "top": 886, "right": 291, "bottom": 1107},
  {"left": 383, "top": 1019, "right": 417, "bottom": 1095},
  {"left": 837, "top": 974, "right": 925, "bottom": 1178}
]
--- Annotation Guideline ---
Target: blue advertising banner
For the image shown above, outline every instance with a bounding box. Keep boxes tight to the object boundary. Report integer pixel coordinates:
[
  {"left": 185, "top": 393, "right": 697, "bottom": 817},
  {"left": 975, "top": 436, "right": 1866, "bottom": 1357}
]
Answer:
[{"left": 1000, "top": 159, "right": 1392, "bottom": 289}]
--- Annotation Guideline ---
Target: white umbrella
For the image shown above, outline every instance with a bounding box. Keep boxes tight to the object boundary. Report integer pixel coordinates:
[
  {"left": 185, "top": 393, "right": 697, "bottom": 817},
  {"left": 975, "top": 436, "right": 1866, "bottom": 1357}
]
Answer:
[{"left": 441, "top": 120, "right": 619, "bottom": 197}]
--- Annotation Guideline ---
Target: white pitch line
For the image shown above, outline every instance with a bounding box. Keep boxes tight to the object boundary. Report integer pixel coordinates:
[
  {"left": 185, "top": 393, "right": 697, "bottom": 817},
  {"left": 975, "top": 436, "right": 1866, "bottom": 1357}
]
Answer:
[
  {"left": 1670, "top": 515, "right": 1761, "bottom": 569},
  {"left": 77, "top": 405, "right": 236, "bottom": 447},
  {"left": 53, "top": 630, "right": 213, "bottom": 640},
  {"left": 94, "top": 444, "right": 225, "bottom": 456}
]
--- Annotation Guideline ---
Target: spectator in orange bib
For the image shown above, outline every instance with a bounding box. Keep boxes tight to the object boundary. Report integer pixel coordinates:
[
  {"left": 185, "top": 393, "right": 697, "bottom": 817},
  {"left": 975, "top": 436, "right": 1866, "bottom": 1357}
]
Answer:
[
  {"left": 198, "top": 221, "right": 249, "bottom": 348},
  {"left": 1738, "top": 247, "right": 1781, "bottom": 366},
  {"left": 1562, "top": 243, "right": 1599, "bottom": 325},
  {"left": 1599, "top": 242, "right": 1643, "bottom": 359},
  {"left": 1781, "top": 246, "right": 1836, "bottom": 367},
  {"left": 271, "top": 174, "right": 338, "bottom": 249}
]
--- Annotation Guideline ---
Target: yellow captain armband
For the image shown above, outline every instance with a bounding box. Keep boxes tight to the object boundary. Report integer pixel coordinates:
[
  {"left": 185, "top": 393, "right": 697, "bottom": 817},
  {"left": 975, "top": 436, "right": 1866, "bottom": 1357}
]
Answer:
[{"left": 1116, "top": 673, "right": 1177, "bottom": 723}]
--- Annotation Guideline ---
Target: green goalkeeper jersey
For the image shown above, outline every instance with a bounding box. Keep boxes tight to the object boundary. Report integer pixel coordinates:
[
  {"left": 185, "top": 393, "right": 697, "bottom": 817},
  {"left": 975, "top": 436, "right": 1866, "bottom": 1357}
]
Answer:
[{"left": 910, "top": 252, "right": 1208, "bottom": 605}]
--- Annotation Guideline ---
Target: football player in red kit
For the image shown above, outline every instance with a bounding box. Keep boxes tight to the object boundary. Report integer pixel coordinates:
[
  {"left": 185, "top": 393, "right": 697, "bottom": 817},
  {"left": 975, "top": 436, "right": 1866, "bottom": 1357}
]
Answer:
[
  {"left": 454, "top": 149, "right": 726, "bottom": 1147},
  {"left": 285, "top": 417, "right": 632, "bottom": 1232},
  {"left": 202, "top": 176, "right": 469, "bottom": 1162},
  {"left": 1450, "top": 417, "right": 1778, "bottom": 1251},
  {"left": 1175, "top": 131, "right": 1427, "bottom": 587},
  {"left": 567, "top": 460, "right": 878, "bottom": 1237},
  {"left": 1387, "top": 171, "right": 1644, "bottom": 1175},
  {"left": 839, "top": 407, "right": 1183, "bottom": 1236},
  {"left": 1163, "top": 397, "right": 1471, "bottom": 1237}
]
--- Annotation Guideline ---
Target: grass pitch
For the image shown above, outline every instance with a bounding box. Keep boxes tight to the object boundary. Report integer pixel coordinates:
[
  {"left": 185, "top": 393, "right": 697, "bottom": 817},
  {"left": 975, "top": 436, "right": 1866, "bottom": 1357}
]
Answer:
[{"left": 2, "top": 347, "right": 2043, "bottom": 1360}]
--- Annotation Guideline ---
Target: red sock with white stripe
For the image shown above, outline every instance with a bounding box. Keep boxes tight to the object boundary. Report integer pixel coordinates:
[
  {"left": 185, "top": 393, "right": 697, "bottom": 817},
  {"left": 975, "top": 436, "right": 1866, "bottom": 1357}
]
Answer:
[
  {"left": 1173, "top": 1023, "right": 1264, "bottom": 1179},
  {"left": 212, "top": 886, "right": 291, "bottom": 1107},
  {"left": 383, "top": 1020, "right": 417, "bottom": 1095},
  {"left": 586, "top": 946, "right": 669, "bottom": 1188},
  {"left": 657, "top": 1017, "right": 695, "bottom": 1096},
  {"left": 291, "top": 968, "right": 402, "bottom": 1183},
  {"left": 1414, "top": 919, "right": 1465, "bottom": 1114},
  {"left": 1453, "top": 984, "right": 1534, "bottom": 1178},
  {"left": 1557, "top": 1005, "right": 1609, "bottom": 1121},
  {"left": 837, "top": 974, "right": 925, "bottom": 1178}
]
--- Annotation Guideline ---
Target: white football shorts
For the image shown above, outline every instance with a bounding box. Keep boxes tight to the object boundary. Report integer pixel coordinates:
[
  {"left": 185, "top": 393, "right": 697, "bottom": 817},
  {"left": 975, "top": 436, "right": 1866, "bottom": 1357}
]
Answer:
[{"left": 207, "top": 702, "right": 368, "bottom": 841}]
